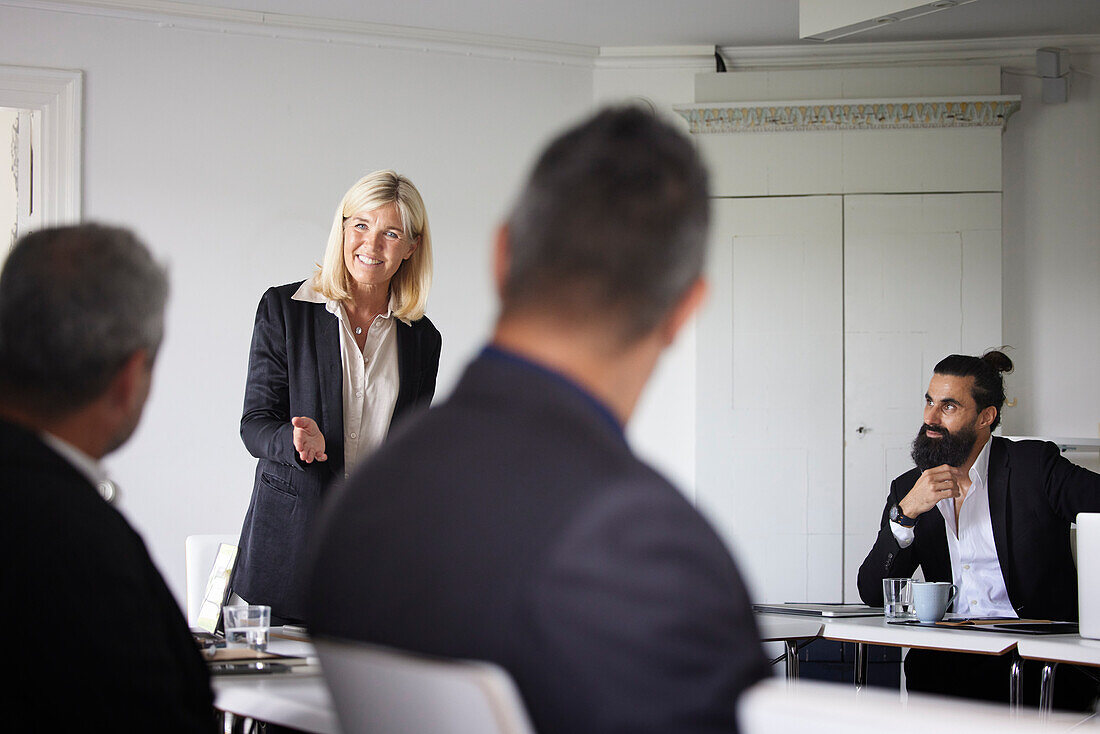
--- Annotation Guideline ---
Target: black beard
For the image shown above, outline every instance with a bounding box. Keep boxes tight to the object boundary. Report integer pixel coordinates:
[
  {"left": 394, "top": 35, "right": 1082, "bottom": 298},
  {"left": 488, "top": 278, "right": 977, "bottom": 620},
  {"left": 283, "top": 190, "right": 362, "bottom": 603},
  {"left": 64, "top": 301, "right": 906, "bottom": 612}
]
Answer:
[{"left": 911, "top": 422, "right": 977, "bottom": 472}]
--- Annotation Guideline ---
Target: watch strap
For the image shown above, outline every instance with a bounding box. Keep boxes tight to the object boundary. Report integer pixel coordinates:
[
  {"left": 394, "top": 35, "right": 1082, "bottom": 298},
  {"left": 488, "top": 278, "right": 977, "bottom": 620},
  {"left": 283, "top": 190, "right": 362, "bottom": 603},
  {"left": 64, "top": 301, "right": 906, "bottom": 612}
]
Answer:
[{"left": 892, "top": 503, "right": 917, "bottom": 527}]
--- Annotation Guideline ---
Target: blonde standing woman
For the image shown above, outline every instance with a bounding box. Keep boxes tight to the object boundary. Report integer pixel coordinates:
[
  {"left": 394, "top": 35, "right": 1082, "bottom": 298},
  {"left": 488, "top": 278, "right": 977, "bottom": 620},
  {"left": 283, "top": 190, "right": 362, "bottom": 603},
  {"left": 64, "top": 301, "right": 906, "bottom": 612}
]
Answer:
[{"left": 231, "top": 171, "right": 441, "bottom": 624}]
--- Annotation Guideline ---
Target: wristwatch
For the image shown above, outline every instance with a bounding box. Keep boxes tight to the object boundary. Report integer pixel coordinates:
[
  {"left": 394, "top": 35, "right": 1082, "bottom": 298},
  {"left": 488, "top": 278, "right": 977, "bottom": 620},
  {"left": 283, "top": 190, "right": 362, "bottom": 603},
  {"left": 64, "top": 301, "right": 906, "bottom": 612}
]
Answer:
[{"left": 890, "top": 503, "right": 917, "bottom": 528}]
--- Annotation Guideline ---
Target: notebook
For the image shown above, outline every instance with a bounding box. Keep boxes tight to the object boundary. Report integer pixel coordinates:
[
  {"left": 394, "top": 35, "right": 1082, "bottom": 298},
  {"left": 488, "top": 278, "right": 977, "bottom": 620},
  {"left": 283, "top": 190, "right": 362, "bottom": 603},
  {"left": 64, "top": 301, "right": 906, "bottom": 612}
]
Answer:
[{"left": 753, "top": 602, "right": 883, "bottom": 617}]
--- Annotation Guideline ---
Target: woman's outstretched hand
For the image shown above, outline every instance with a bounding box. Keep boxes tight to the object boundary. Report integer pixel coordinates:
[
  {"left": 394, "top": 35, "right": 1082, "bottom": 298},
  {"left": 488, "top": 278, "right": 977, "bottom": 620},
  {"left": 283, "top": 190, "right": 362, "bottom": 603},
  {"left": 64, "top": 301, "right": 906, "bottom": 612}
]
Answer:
[{"left": 291, "top": 416, "right": 328, "bottom": 463}]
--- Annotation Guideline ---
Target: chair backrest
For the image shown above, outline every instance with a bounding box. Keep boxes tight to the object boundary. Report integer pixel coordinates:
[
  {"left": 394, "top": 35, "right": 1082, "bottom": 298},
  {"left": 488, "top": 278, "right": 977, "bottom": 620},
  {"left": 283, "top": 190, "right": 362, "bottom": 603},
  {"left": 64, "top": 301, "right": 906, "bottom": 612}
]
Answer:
[
  {"left": 184, "top": 533, "right": 239, "bottom": 627},
  {"left": 314, "top": 638, "right": 536, "bottom": 734}
]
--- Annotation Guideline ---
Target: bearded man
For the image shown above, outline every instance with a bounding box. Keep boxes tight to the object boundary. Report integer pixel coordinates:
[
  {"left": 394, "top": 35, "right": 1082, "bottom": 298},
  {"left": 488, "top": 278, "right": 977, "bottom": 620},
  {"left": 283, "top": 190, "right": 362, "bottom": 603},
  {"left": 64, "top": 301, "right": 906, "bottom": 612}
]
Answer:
[{"left": 858, "top": 351, "right": 1100, "bottom": 709}]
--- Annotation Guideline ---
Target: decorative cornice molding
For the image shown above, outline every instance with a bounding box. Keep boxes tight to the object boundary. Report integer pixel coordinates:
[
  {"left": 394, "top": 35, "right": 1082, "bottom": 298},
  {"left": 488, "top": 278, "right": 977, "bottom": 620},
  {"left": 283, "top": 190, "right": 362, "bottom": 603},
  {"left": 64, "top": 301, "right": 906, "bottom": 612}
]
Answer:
[
  {"left": 674, "top": 96, "right": 1021, "bottom": 134},
  {"left": 2, "top": 0, "right": 599, "bottom": 66}
]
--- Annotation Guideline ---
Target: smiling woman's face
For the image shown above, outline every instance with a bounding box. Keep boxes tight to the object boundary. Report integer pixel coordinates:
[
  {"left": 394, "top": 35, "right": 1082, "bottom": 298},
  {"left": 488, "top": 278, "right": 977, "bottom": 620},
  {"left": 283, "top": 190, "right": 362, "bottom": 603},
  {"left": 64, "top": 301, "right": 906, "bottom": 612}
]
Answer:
[{"left": 342, "top": 202, "right": 418, "bottom": 294}]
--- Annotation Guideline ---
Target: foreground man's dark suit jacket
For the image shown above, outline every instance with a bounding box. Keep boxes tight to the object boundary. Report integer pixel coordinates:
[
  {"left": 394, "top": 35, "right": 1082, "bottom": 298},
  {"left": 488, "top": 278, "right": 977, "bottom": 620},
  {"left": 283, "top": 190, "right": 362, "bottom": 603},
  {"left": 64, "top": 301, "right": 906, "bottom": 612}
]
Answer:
[
  {"left": 0, "top": 418, "right": 215, "bottom": 731},
  {"left": 307, "top": 349, "right": 769, "bottom": 734},
  {"left": 233, "top": 281, "right": 440, "bottom": 622},
  {"left": 858, "top": 436, "right": 1100, "bottom": 622}
]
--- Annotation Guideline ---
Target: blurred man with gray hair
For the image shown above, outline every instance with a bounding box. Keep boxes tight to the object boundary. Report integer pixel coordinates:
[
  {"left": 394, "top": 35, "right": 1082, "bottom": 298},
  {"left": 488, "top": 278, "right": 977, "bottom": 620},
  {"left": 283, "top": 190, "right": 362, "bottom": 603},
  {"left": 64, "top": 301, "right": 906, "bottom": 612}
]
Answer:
[
  {"left": 309, "top": 106, "right": 768, "bottom": 734},
  {"left": 0, "top": 224, "right": 215, "bottom": 731}
]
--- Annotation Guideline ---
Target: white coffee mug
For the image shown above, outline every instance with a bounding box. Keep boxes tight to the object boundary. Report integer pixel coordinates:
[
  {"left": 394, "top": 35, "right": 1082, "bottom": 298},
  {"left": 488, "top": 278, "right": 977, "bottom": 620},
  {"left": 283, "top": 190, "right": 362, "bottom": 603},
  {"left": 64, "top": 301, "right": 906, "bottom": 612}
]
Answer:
[{"left": 912, "top": 581, "right": 957, "bottom": 623}]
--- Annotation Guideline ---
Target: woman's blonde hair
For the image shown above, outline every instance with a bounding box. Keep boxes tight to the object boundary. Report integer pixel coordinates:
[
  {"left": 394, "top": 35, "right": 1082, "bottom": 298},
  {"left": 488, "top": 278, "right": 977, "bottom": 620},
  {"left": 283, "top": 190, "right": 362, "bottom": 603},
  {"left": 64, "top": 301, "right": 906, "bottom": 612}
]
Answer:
[{"left": 313, "top": 170, "right": 433, "bottom": 323}]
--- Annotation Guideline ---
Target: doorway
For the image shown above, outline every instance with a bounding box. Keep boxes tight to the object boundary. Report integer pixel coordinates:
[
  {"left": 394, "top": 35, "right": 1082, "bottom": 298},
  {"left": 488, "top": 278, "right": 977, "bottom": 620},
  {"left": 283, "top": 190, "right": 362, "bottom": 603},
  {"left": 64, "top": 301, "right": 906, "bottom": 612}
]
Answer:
[
  {"left": 0, "top": 106, "right": 42, "bottom": 264},
  {"left": 0, "top": 64, "right": 83, "bottom": 248}
]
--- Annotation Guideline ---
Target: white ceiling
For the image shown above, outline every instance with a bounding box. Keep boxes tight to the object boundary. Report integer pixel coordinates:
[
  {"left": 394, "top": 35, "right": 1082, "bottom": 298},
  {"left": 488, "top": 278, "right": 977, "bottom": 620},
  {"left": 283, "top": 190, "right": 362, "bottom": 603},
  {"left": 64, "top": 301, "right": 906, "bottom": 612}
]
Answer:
[{"left": 172, "top": 0, "right": 1100, "bottom": 48}]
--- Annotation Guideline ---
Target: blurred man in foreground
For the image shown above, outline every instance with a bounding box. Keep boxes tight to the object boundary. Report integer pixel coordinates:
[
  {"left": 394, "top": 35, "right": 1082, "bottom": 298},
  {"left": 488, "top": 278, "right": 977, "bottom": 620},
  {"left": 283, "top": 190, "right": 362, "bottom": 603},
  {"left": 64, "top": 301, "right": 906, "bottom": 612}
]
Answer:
[
  {"left": 0, "top": 224, "right": 215, "bottom": 731},
  {"left": 309, "top": 106, "right": 769, "bottom": 733}
]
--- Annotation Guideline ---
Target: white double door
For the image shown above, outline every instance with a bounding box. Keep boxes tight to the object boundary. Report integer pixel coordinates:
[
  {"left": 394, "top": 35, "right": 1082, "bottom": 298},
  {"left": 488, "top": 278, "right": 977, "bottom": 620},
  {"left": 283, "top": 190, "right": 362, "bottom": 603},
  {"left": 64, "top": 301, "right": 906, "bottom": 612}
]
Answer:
[{"left": 695, "top": 193, "right": 1002, "bottom": 605}]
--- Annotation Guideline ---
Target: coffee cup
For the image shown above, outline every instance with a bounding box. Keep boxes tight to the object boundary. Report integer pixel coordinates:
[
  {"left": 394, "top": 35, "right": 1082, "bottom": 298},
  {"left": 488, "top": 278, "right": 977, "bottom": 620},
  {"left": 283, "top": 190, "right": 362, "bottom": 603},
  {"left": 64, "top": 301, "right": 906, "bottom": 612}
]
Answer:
[{"left": 911, "top": 581, "right": 957, "bottom": 623}]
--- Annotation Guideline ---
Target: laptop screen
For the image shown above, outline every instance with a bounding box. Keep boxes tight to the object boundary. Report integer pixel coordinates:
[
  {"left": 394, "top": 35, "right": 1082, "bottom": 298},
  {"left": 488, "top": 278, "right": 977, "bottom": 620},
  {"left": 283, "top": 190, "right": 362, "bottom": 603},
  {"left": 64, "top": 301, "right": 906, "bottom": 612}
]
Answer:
[{"left": 1077, "top": 513, "right": 1100, "bottom": 639}]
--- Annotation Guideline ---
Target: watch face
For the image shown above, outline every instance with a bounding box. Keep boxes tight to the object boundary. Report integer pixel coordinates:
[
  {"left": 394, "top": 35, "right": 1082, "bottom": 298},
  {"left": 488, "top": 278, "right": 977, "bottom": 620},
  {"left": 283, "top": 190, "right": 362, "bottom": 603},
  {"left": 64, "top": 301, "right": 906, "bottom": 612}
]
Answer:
[{"left": 890, "top": 504, "right": 900, "bottom": 522}]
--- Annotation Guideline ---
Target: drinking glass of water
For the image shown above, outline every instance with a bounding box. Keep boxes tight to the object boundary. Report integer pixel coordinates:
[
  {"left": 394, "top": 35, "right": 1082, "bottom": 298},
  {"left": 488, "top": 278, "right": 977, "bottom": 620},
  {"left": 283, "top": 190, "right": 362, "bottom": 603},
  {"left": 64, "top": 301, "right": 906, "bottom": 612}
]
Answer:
[
  {"left": 882, "top": 578, "right": 913, "bottom": 621},
  {"left": 222, "top": 604, "right": 271, "bottom": 651}
]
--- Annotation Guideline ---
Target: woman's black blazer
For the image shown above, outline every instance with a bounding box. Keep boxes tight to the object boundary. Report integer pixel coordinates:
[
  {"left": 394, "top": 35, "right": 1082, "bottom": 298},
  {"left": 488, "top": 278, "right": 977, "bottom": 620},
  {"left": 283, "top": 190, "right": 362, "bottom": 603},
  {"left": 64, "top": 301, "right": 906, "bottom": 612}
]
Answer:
[{"left": 231, "top": 281, "right": 441, "bottom": 621}]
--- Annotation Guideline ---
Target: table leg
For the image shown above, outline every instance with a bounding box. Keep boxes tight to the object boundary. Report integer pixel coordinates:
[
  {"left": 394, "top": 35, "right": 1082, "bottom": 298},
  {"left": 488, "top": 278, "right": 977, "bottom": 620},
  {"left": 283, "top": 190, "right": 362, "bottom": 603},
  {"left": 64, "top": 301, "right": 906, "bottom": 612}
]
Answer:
[
  {"left": 220, "top": 712, "right": 249, "bottom": 734},
  {"left": 1009, "top": 655, "right": 1023, "bottom": 711},
  {"left": 854, "top": 642, "right": 868, "bottom": 691},
  {"left": 1039, "top": 662, "right": 1058, "bottom": 719},
  {"left": 784, "top": 640, "right": 800, "bottom": 680}
]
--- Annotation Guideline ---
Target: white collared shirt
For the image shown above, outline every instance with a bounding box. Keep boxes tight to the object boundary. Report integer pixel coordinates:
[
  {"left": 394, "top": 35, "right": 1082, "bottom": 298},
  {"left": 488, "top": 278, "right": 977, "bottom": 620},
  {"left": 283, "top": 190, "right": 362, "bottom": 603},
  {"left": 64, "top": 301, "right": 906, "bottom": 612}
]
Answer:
[
  {"left": 292, "top": 280, "right": 400, "bottom": 478},
  {"left": 890, "top": 437, "right": 1016, "bottom": 617},
  {"left": 40, "top": 430, "right": 110, "bottom": 491}
]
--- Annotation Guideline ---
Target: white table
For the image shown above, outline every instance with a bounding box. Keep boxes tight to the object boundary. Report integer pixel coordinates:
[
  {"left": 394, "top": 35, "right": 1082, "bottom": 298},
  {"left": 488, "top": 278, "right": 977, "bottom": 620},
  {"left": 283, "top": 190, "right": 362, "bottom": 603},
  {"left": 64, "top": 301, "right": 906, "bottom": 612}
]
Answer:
[
  {"left": 211, "top": 633, "right": 339, "bottom": 734},
  {"left": 751, "top": 604, "right": 1100, "bottom": 714},
  {"left": 822, "top": 616, "right": 1028, "bottom": 703},
  {"left": 214, "top": 618, "right": 827, "bottom": 729},
  {"left": 754, "top": 612, "right": 825, "bottom": 679},
  {"left": 1015, "top": 634, "right": 1100, "bottom": 714},
  {"left": 823, "top": 616, "right": 1020, "bottom": 655}
]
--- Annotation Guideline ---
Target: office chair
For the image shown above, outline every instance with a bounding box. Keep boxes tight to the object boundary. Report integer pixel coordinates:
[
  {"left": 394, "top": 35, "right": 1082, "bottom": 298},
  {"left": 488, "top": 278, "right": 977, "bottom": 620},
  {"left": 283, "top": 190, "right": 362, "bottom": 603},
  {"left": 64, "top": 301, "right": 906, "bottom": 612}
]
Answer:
[{"left": 314, "top": 637, "right": 535, "bottom": 734}]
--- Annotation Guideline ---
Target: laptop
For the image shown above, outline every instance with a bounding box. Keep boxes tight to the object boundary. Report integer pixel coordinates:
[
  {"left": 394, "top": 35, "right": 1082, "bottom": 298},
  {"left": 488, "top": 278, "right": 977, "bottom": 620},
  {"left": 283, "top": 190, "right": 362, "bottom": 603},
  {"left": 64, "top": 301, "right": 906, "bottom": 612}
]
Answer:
[
  {"left": 753, "top": 602, "right": 883, "bottom": 617},
  {"left": 1078, "top": 513, "right": 1100, "bottom": 639}
]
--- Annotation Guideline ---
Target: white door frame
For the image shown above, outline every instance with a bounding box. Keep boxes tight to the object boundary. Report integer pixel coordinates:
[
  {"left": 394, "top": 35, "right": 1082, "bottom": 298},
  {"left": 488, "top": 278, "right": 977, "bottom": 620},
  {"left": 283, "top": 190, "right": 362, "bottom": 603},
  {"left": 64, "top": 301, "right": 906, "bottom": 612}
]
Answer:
[{"left": 0, "top": 64, "right": 82, "bottom": 226}]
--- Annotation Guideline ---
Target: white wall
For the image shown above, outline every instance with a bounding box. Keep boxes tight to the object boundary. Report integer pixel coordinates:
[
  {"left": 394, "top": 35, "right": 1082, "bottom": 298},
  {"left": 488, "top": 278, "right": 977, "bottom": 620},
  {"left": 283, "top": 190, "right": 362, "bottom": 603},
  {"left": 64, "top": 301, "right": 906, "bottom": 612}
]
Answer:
[
  {"left": 3, "top": 3, "right": 1097, "bottom": 613},
  {"left": 1001, "top": 51, "right": 1100, "bottom": 441},
  {"left": 599, "top": 48, "right": 1100, "bottom": 452},
  {"left": 594, "top": 61, "right": 702, "bottom": 497},
  {"left": 0, "top": 4, "right": 593, "bottom": 605},
  {"left": 599, "top": 48, "right": 1100, "bottom": 604}
]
